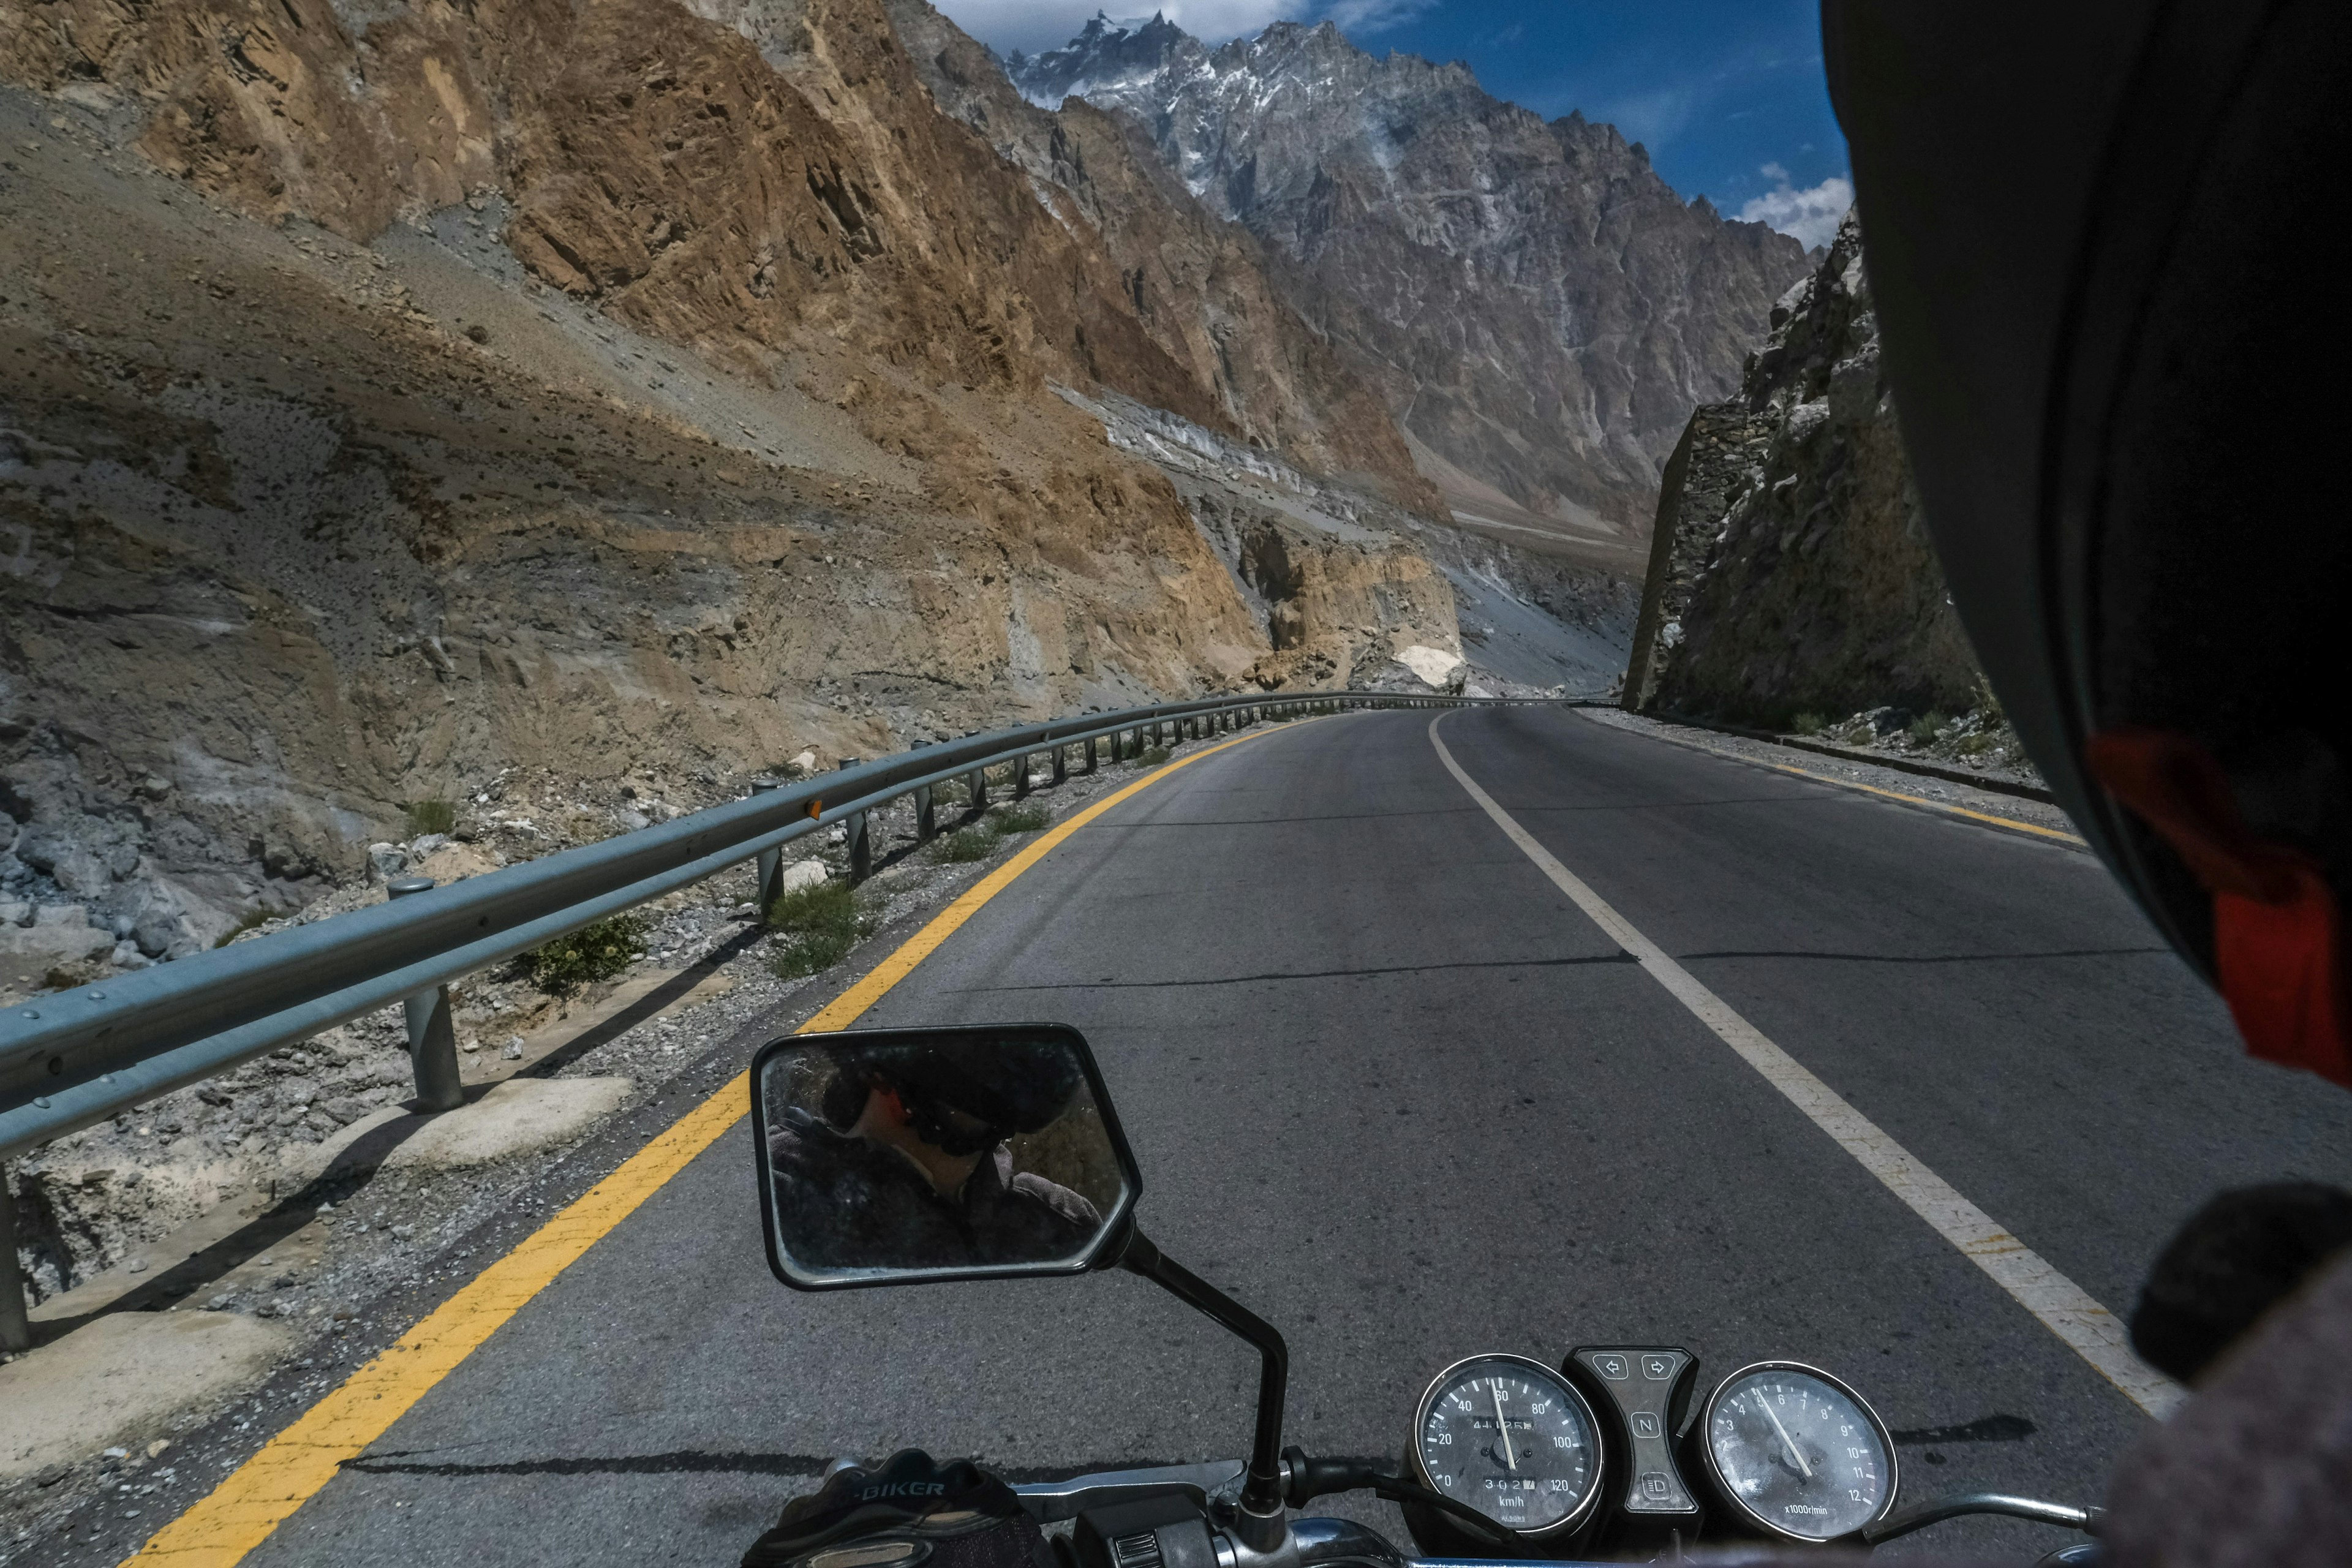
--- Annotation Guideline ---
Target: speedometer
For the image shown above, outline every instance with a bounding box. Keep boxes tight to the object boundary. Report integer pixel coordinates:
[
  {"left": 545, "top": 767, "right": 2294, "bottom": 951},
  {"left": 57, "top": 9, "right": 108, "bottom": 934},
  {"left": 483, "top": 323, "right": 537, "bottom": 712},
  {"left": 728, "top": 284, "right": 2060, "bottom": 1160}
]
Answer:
[
  {"left": 1409, "top": 1354, "right": 1604, "bottom": 1540},
  {"left": 1696, "top": 1363, "right": 1896, "bottom": 1542}
]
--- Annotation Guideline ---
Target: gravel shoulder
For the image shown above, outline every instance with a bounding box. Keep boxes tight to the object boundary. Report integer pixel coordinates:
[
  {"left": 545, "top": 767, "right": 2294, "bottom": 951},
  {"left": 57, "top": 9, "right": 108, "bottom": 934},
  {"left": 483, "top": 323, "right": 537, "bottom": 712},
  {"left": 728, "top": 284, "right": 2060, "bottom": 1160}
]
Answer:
[{"left": 1579, "top": 707, "right": 2088, "bottom": 846}]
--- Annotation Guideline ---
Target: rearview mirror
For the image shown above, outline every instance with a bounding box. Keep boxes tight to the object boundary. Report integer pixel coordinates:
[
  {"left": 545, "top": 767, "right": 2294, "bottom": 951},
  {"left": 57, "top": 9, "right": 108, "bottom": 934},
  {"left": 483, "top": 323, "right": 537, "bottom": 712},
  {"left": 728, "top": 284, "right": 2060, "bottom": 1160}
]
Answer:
[{"left": 750, "top": 1023, "right": 1140, "bottom": 1289}]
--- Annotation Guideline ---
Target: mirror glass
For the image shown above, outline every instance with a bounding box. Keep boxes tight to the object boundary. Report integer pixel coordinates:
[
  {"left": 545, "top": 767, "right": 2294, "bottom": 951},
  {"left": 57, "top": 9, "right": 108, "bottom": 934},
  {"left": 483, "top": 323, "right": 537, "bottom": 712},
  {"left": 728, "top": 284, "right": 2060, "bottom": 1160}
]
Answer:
[{"left": 752, "top": 1023, "right": 1138, "bottom": 1289}]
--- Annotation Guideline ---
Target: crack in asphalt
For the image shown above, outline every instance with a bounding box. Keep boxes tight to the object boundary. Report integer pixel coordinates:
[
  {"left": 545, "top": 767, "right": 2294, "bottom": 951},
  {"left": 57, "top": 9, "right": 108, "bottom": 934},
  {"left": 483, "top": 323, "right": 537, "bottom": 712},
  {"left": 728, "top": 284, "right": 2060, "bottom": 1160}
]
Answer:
[
  {"left": 1677, "top": 948, "right": 2168, "bottom": 965},
  {"left": 342, "top": 1452, "right": 1392, "bottom": 1481},
  {"left": 957, "top": 954, "right": 1640, "bottom": 992},
  {"left": 1888, "top": 1414, "right": 2039, "bottom": 1445}
]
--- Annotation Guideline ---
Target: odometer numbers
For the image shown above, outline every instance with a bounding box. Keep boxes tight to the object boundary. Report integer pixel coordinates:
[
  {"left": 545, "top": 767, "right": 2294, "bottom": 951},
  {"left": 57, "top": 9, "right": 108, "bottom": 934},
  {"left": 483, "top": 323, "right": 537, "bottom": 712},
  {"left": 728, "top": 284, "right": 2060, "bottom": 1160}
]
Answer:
[{"left": 1411, "top": 1354, "right": 1603, "bottom": 1539}]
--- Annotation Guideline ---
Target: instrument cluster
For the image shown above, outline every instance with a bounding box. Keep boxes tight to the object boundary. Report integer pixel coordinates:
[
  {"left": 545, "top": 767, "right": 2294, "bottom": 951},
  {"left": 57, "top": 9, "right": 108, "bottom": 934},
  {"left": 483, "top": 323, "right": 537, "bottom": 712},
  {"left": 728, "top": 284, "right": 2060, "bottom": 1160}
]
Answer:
[{"left": 1403, "top": 1347, "right": 1897, "bottom": 1556}]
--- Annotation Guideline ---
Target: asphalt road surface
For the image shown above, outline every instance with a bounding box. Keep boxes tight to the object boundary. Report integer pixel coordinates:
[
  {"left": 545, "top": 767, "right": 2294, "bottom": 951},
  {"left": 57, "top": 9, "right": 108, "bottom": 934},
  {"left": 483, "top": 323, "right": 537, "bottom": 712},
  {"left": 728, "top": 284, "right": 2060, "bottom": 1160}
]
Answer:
[{"left": 124, "top": 709, "right": 2352, "bottom": 1563}]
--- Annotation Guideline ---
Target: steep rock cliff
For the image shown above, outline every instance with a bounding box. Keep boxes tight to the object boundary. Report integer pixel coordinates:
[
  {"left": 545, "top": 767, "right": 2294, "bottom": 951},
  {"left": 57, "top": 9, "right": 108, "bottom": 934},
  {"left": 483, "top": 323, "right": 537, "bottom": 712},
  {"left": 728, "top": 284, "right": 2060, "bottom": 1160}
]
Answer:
[
  {"left": 1006, "top": 14, "right": 1813, "bottom": 551},
  {"left": 884, "top": 0, "right": 1441, "bottom": 516},
  {"left": 1629, "top": 212, "right": 1984, "bottom": 724},
  {"left": 0, "top": 0, "right": 1375, "bottom": 973}
]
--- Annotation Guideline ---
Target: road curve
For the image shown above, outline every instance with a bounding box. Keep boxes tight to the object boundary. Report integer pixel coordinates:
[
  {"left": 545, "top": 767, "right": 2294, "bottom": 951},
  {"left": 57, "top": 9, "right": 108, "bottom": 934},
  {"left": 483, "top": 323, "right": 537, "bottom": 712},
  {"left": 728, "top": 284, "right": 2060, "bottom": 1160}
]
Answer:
[{"left": 106, "top": 707, "right": 2352, "bottom": 1566}]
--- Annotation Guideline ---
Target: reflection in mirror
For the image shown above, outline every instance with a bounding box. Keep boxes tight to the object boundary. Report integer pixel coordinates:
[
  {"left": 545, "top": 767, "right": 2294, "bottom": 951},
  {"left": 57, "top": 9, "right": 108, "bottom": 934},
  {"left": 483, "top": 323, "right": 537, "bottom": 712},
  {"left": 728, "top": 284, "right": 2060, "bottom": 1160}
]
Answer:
[{"left": 753, "top": 1024, "right": 1137, "bottom": 1288}]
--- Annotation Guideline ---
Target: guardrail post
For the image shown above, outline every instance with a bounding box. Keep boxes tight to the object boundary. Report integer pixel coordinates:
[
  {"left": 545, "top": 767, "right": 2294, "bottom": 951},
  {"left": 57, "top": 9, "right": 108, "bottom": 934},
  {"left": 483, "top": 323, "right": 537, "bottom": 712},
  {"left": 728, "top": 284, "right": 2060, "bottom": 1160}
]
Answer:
[
  {"left": 751, "top": 779, "right": 786, "bottom": 910},
  {"left": 1, "top": 1165, "right": 29, "bottom": 1353},
  {"left": 386, "top": 877, "right": 466, "bottom": 1114},
  {"left": 911, "top": 743, "right": 936, "bottom": 841},
  {"left": 1084, "top": 735, "right": 1098, "bottom": 774},
  {"left": 1015, "top": 752, "right": 1033, "bottom": 799},
  {"left": 837, "top": 759, "right": 872, "bottom": 880},
  {"left": 1051, "top": 741, "right": 1068, "bottom": 785}
]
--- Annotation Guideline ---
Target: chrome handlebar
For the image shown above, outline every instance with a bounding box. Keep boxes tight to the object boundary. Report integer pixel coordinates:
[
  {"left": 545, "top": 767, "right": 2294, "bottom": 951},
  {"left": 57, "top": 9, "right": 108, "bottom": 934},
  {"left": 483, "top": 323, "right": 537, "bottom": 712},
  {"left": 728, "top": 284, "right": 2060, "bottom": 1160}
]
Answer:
[{"left": 1012, "top": 1460, "right": 2098, "bottom": 1562}]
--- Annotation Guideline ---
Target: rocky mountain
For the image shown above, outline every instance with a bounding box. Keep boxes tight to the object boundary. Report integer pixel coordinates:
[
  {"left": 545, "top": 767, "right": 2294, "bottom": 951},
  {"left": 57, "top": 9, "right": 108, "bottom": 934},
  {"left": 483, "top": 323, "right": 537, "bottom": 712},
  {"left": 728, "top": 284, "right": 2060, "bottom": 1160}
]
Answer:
[
  {"left": 1005, "top": 13, "right": 1814, "bottom": 562},
  {"left": 1624, "top": 211, "right": 1985, "bottom": 725},
  {"left": 884, "top": 0, "right": 1440, "bottom": 516},
  {"left": 0, "top": 0, "right": 1504, "bottom": 984}
]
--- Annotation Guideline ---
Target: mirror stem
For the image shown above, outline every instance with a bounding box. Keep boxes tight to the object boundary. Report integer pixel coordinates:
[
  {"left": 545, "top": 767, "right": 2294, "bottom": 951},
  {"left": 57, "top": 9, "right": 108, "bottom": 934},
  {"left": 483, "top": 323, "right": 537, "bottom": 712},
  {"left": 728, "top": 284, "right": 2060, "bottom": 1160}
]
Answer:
[{"left": 1119, "top": 1227, "right": 1289, "bottom": 1525}]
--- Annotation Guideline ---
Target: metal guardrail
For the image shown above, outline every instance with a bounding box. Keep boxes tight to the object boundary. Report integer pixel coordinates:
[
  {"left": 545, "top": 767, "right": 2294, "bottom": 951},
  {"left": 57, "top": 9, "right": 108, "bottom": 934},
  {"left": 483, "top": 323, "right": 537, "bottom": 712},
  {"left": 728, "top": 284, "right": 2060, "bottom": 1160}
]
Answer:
[
  {"left": 0, "top": 691, "right": 1554, "bottom": 1156},
  {"left": 0, "top": 688, "right": 1536, "bottom": 1343}
]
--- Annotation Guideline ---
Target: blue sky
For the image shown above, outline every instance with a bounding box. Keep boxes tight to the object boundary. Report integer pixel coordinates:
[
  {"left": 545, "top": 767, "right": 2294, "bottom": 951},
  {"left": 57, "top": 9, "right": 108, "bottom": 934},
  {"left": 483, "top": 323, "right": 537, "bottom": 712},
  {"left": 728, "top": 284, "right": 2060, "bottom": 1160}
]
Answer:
[{"left": 934, "top": 0, "right": 1852, "bottom": 247}]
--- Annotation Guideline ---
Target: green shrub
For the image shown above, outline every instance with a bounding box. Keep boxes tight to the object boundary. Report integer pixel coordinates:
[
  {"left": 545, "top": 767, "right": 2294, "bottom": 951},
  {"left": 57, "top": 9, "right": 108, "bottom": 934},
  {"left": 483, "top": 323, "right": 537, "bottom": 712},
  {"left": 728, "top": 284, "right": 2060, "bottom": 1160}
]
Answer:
[
  {"left": 992, "top": 801, "right": 1052, "bottom": 834},
  {"left": 933, "top": 824, "right": 999, "bottom": 863},
  {"left": 213, "top": 908, "right": 272, "bottom": 949},
  {"left": 1128, "top": 744, "right": 1170, "bottom": 767},
  {"left": 1970, "top": 676, "right": 2005, "bottom": 727},
  {"left": 518, "top": 913, "right": 647, "bottom": 996},
  {"left": 1790, "top": 712, "right": 1826, "bottom": 736},
  {"left": 1908, "top": 710, "right": 1948, "bottom": 745},
  {"left": 766, "top": 879, "right": 874, "bottom": 979},
  {"left": 404, "top": 799, "right": 458, "bottom": 837}
]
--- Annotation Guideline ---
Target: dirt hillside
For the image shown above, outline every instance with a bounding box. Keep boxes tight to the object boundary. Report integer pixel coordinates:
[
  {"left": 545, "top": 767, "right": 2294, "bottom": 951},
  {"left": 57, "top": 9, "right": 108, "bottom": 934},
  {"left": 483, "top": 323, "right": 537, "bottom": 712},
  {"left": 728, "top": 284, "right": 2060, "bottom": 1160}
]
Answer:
[{"left": 1, "top": 0, "right": 1444, "bottom": 971}]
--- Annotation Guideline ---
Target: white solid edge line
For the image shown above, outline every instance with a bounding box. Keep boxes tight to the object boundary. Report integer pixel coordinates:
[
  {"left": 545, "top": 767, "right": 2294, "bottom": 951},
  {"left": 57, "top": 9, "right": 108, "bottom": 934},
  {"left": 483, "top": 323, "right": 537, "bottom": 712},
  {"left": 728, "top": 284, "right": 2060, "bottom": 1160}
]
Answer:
[{"left": 1426, "top": 713, "right": 2185, "bottom": 1420}]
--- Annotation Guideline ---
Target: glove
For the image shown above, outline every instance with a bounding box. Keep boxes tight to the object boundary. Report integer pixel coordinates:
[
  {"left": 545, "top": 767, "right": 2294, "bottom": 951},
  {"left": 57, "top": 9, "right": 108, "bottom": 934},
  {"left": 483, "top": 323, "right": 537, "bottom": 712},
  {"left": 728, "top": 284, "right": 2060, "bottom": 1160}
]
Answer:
[{"left": 745, "top": 1450, "right": 1054, "bottom": 1568}]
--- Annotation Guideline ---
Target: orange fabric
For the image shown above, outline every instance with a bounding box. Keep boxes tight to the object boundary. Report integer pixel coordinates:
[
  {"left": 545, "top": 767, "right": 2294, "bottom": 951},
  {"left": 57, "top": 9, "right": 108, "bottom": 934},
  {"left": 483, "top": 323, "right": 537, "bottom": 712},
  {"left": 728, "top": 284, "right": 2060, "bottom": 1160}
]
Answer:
[{"left": 2086, "top": 729, "right": 2351, "bottom": 1087}]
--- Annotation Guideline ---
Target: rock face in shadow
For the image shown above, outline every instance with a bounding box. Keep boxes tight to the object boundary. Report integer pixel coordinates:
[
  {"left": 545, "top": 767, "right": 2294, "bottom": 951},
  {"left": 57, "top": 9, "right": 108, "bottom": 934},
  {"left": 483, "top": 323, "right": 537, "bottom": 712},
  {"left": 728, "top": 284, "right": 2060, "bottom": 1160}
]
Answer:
[
  {"left": 1619, "top": 406, "right": 1776, "bottom": 712},
  {"left": 1004, "top": 15, "right": 1814, "bottom": 538},
  {"left": 1628, "top": 212, "right": 1986, "bottom": 724}
]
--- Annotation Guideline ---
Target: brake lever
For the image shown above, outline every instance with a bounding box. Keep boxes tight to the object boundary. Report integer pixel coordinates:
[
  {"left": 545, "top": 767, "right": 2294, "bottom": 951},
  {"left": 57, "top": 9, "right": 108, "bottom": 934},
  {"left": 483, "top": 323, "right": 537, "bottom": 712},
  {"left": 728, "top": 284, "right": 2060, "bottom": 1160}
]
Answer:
[{"left": 1013, "top": 1460, "right": 1246, "bottom": 1523}]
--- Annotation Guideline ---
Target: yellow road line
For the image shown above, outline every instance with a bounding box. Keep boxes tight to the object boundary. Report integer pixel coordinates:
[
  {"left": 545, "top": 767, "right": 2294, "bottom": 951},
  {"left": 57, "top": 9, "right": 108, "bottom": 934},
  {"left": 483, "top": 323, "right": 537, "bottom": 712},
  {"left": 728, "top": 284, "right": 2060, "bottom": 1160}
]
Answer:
[
  {"left": 124, "top": 720, "right": 1294, "bottom": 1567},
  {"left": 1589, "top": 712, "right": 2085, "bottom": 845},
  {"left": 1430, "top": 713, "right": 2180, "bottom": 1419},
  {"left": 1759, "top": 759, "right": 2085, "bottom": 843}
]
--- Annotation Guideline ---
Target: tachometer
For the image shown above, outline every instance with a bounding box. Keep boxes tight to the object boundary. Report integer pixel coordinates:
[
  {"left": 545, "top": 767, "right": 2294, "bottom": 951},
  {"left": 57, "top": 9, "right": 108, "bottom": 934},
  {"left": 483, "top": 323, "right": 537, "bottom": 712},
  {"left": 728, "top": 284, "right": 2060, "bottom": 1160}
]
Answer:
[
  {"left": 1409, "top": 1354, "right": 1604, "bottom": 1540},
  {"left": 1695, "top": 1363, "right": 1896, "bottom": 1542}
]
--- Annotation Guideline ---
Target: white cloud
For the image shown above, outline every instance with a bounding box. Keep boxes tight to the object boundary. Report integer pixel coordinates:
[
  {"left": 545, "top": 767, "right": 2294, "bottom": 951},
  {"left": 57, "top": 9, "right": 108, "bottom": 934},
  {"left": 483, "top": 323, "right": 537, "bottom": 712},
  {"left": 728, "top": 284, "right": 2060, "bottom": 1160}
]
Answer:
[
  {"left": 1738, "top": 165, "right": 1852, "bottom": 250},
  {"left": 1320, "top": 0, "right": 1436, "bottom": 31}
]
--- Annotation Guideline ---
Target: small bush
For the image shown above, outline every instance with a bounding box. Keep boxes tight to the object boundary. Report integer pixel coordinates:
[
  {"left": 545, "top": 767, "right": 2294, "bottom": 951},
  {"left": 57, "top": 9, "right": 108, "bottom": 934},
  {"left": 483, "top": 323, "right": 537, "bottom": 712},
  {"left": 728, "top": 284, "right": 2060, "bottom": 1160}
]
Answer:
[
  {"left": 992, "top": 801, "right": 1052, "bottom": 834},
  {"left": 213, "top": 908, "right": 272, "bottom": 948},
  {"left": 1128, "top": 745, "right": 1170, "bottom": 767},
  {"left": 932, "top": 777, "right": 970, "bottom": 808},
  {"left": 1970, "top": 676, "right": 2005, "bottom": 728},
  {"left": 1907, "top": 710, "right": 1948, "bottom": 745},
  {"left": 518, "top": 913, "right": 647, "bottom": 996},
  {"left": 1790, "top": 712, "right": 1826, "bottom": 736},
  {"left": 933, "top": 824, "right": 999, "bottom": 863},
  {"left": 405, "top": 799, "right": 458, "bottom": 837},
  {"left": 767, "top": 879, "right": 873, "bottom": 979}
]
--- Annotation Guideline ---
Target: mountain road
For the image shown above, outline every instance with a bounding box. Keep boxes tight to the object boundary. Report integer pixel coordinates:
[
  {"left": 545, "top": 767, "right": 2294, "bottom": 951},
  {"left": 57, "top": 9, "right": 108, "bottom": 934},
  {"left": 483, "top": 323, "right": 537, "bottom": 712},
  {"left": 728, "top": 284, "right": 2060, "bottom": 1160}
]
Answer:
[{"left": 80, "top": 706, "right": 2352, "bottom": 1566}]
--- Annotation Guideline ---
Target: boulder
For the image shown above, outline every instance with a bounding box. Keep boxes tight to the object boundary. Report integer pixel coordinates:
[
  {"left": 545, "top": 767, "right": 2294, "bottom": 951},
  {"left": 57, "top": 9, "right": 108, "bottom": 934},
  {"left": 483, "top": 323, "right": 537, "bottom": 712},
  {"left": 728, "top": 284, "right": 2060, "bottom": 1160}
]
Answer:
[{"left": 0, "top": 921, "right": 115, "bottom": 992}]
